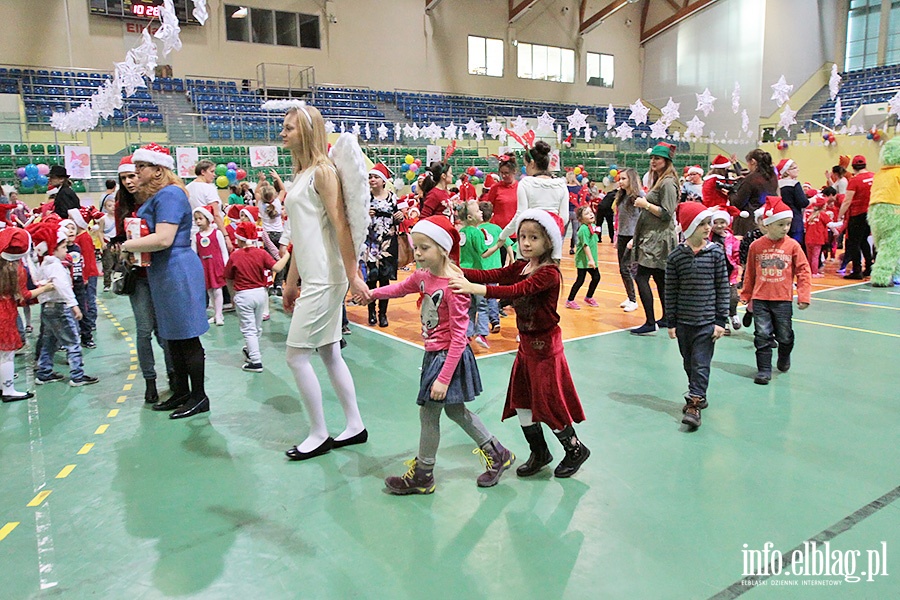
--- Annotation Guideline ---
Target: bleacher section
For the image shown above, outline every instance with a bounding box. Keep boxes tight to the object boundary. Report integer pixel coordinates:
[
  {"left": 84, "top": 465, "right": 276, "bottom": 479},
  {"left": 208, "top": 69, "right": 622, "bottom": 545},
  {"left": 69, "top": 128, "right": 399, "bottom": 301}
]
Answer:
[
  {"left": 0, "top": 68, "right": 163, "bottom": 128},
  {"left": 812, "top": 64, "right": 900, "bottom": 125}
]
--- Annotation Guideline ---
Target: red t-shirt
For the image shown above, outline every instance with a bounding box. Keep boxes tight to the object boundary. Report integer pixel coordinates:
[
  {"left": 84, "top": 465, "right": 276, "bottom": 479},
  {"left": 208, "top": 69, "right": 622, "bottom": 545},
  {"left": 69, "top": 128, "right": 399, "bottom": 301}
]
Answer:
[
  {"left": 485, "top": 181, "right": 518, "bottom": 229},
  {"left": 75, "top": 231, "right": 100, "bottom": 279},
  {"left": 846, "top": 170, "right": 874, "bottom": 216},
  {"left": 223, "top": 246, "right": 276, "bottom": 292},
  {"left": 421, "top": 188, "right": 452, "bottom": 219}
]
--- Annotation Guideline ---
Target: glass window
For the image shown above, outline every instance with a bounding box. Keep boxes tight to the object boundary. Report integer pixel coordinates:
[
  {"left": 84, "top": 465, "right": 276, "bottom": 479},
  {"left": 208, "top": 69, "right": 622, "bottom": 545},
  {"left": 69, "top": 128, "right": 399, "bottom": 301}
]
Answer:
[
  {"left": 225, "top": 4, "right": 249, "bottom": 42},
  {"left": 845, "top": 0, "right": 881, "bottom": 70},
  {"left": 299, "top": 14, "right": 320, "bottom": 49},
  {"left": 251, "top": 8, "right": 275, "bottom": 45},
  {"left": 518, "top": 42, "right": 574, "bottom": 83},
  {"left": 561, "top": 48, "right": 575, "bottom": 84},
  {"left": 587, "top": 52, "right": 614, "bottom": 87},
  {"left": 518, "top": 43, "right": 532, "bottom": 79},
  {"left": 226, "top": 5, "right": 318, "bottom": 48},
  {"left": 275, "top": 12, "right": 298, "bottom": 47}
]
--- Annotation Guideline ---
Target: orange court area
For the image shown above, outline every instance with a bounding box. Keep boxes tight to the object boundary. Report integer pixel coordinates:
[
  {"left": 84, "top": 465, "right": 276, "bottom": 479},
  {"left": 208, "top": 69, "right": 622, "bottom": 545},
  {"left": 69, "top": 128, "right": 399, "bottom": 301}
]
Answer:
[{"left": 344, "top": 241, "right": 859, "bottom": 357}]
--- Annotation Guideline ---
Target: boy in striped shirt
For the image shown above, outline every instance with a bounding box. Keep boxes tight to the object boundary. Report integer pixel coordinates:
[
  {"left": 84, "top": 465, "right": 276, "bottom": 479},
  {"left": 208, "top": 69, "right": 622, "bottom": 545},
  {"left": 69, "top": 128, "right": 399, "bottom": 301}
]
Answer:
[{"left": 665, "top": 202, "right": 730, "bottom": 429}]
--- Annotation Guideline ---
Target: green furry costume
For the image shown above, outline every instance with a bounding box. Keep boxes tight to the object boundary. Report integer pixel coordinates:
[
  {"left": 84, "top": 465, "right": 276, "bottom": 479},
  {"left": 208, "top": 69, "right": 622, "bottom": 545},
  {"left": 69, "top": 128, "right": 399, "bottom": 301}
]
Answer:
[{"left": 867, "top": 138, "right": 900, "bottom": 287}]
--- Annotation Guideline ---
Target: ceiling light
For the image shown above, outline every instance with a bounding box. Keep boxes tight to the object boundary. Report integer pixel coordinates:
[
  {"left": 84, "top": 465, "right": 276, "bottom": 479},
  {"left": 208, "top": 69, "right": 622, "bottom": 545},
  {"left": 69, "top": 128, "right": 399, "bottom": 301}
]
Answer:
[{"left": 231, "top": 7, "right": 248, "bottom": 18}]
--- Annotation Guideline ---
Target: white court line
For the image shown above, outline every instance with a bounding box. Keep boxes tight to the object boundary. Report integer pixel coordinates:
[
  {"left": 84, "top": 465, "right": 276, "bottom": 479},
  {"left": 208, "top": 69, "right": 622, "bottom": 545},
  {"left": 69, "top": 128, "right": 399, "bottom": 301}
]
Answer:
[
  {"left": 27, "top": 395, "right": 57, "bottom": 590},
  {"left": 351, "top": 323, "right": 424, "bottom": 351}
]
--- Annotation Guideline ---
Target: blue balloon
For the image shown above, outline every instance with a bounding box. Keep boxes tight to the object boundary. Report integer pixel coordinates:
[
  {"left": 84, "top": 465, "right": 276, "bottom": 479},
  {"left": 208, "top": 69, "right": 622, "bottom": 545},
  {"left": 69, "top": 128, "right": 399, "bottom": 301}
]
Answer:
[
  {"left": 867, "top": 133, "right": 874, "bottom": 139},
  {"left": 21, "top": 177, "right": 35, "bottom": 189},
  {"left": 521, "top": 166, "right": 527, "bottom": 174},
  {"left": 36, "top": 174, "right": 49, "bottom": 186},
  {"left": 24, "top": 164, "right": 39, "bottom": 179},
  {"left": 400, "top": 163, "right": 409, "bottom": 172},
  {"left": 610, "top": 164, "right": 618, "bottom": 170},
  {"left": 226, "top": 168, "right": 237, "bottom": 180}
]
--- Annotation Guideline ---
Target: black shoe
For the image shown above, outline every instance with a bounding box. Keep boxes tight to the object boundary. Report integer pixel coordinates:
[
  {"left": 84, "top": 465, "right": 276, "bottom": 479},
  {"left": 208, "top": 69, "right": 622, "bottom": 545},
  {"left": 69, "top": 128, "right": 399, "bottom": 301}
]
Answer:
[
  {"left": 630, "top": 323, "right": 657, "bottom": 336},
  {"left": 378, "top": 314, "right": 389, "bottom": 328},
  {"left": 242, "top": 361, "right": 264, "bottom": 373},
  {"left": 36, "top": 372, "right": 65, "bottom": 385},
  {"left": 153, "top": 393, "right": 190, "bottom": 411},
  {"left": 844, "top": 272, "right": 863, "bottom": 280},
  {"left": 754, "top": 372, "right": 771, "bottom": 385},
  {"left": 777, "top": 354, "right": 791, "bottom": 372},
  {"left": 490, "top": 322, "right": 501, "bottom": 334},
  {"left": 368, "top": 314, "right": 377, "bottom": 325},
  {"left": 569, "top": 248, "right": 575, "bottom": 255},
  {"left": 2, "top": 391, "right": 34, "bottom": 403},
  {"left": 332, "top": 429, "right": 368, "bottom": 448},
  {"left": 341, "top": 324, "right": 352, "bottom": 335},
  {"left": 285, "top": 437, "right": 334, "bottom": 461},
  {"left": 655, "top": 317, "right": 668, "bottom": 329},
  {"left": 144, "top": 379, "right": 159, "bottom": 404},
  {"left": 70, "top": 375, "right": 99, "bottom": 387},
  {"left": 742, "top": 311, "right": 753, "bottom": 328},
  {"left": 170, "top": 396, "right": 209, "bottom": 419},
  {"left": 82, "top": 338, "right": 97, "bottom": 349},
  {"left": 553, "top": 426, "right": 590, "bottom": 478},
  {"left": 516, "top": 424, "right": 553, "bottom": 477}
]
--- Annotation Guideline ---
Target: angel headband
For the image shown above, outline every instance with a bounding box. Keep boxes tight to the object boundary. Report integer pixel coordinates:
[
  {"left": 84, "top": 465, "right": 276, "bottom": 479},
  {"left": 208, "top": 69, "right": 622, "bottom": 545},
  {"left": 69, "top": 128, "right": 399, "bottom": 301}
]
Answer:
[{"left": 260, "top": 99, "right": 313, "bottom": 125}]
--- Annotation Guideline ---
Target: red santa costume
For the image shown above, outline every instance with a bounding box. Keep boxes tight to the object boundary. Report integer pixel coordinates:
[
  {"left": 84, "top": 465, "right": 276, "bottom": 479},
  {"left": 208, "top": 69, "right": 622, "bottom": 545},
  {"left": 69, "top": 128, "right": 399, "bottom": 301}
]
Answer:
[
  {"left": 461, "top": 208, "right": 588, "bottom": 478},
  {"left": 193, "top": 205, "right": 228, "bottom": 290},
  {"left": 702, "top": 154, "right": 732, "bottom": 208}
]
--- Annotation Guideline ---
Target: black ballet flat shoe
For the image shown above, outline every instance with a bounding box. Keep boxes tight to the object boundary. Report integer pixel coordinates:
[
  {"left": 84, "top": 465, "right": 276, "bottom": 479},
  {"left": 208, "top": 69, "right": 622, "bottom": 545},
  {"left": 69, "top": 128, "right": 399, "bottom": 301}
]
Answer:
[
  {"left": 169, "top": 396, "right": 210, "bottom": 419},
  {"left": 152, "top": 393, "right": 190, "bottom": 411},
  {"left": 332, "top": 429, "right": 368, "bottom": 449},
  {"left": 2, "top": 391, "right": 35, "bottom": 403},
  {"left": 285, "top": 437, "right": 334, "bottom": 461}
]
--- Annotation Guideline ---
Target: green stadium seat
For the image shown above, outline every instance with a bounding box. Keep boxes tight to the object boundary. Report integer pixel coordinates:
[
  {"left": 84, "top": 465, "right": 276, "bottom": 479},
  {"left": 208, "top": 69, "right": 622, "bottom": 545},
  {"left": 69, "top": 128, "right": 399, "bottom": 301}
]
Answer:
[
  {"left": 14, "top": 144, "right": 27, "bottom": 155},
  {"left": 72, "top": 180, "right": 86, "bottom": 193},
  {"left": 0, "top": 157, "right": 12, "bottom": 167},
  {"left": 0, "top": 144, "right": 11, "bottom": 155},
  {"left": 30, "top": 144, "right": 45, "bottom": 154}
]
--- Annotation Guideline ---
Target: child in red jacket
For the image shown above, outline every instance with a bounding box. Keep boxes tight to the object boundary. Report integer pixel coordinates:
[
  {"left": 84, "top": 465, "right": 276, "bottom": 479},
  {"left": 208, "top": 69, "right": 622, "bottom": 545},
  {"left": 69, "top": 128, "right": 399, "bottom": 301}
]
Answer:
[
  {"left": 740, "top": 197, "right": 812, "bottom": 385},
  {"left": 804, "top": 197, "right": 832, "bottom": 277}
]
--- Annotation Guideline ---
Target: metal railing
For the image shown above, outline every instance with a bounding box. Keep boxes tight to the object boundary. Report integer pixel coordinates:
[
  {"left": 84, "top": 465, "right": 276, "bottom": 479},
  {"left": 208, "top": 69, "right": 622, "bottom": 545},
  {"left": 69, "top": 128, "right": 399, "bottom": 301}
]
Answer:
[{"left": 255, "top": 63, "right": 315, "bottom": 99}]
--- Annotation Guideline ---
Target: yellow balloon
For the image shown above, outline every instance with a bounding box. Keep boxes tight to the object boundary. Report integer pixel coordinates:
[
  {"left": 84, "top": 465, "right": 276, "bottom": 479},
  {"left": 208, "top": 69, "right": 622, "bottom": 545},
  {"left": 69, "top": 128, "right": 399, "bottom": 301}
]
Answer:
[
  {"left": 216, "top": 175, "right": 229, "bottom": 188},
  {"left": 609, "top": 169, "right": 618, "bottom": 178},
  {"left": 405, "top": 169, "right": 416, "bottom": 180},
  {"left": 574, "top": 167, "right": 582, "bottom": 175},
  {"left": 405, "top": 154, "right": 415, "bottom": 164}
]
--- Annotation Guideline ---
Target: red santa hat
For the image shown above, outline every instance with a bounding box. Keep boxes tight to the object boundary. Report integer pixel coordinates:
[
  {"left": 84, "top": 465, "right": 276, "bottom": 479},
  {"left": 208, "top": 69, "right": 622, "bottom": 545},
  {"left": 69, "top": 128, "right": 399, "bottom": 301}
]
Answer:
[
  {"left": 58, "top": 218, "right": 75, "bottom": 236},
  {"left": 709, "top": 154, "right": 731, "bottom": 170},
  {"left": 685, "top": 165, "right": 704, "bottom": 177},
  {"left": 776, "top": 158, "right": 795, "bottom": 177},
  {"left": 193, "top": 204, "right": 215, "bottom": 223},
  {"left": 27, "top": 221, "right": 64, "bottom": 256},
  {"left": 226, "top": 204, "right": 243, "bottom": 221},
  {"left": 239, "top": 206, "right": 259, "bottom": 222},
  {"left": 132, "top": 143, "right": 175, "bottom": 170},
  {"left": 118, "top": 156, "right": 136, "bottom": 174},
  {"left": 68, "top": 206, "right": 102, "bottom": 230},
  {"left": 517, "top": 208, "right": 564, "bottom": 260},
  {"left": 812, "top": 196, "right": 827, "bottom": 208},
  {"left": 676, "top": 201, "right": 715, "bottom": 238},
  {"left": 483, "top": 173, "right": 499, "bottom": 189},
  {"left": 710, "top": 205, "right": 747, "bottom": 225},
  {"left": 761, "top": 196, "right": 793, "bottom": 225},
  {"left": 47, "top": 186, "right": 58, "bottom": 197},
  {"left": 804, "top": 187, "right": 817, "bottom": 198},
  {"left": 0, "top": 227, "right": 31, "bottom": 260},
  {"left": 234, "top": 221, "right": 258, "bottom": 242},
  {"left": 368, "top": 163, "right": 392, "bottom": 184},
  {"left": 411, "top": 216, "right": 460, "bottom": 264}
]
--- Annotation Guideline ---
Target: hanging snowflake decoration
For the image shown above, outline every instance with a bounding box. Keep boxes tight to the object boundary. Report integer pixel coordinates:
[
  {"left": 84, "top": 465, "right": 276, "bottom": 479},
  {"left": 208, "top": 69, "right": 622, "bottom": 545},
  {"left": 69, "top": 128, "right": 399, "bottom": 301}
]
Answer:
[
  {"left": 567, "top": 108, "right": 589, "bottom": 132},
  {"left": 584, "top": 127, "right": 592, "bottom": 143},
  {"left": 741, "top": 109, "right": 750, "bottom": 134},
  {"left": 377, "top": 123, "right": 389, "bottom": 141},
  {"left": 770, "top": 75, "right": 793, "bottom": 107},
  {"left": 364, "top": 123, "right": 371, "bottom": 140},
  {"left": 464, "top": 119, "right": 480, "bottom": 136},
  {"left": 695, "top": 88, "right": 717, "bottom": 116},
  {"left": 126, "top": 28, "right": 158, "bottom": 79},
  {"left": 887, "top": 91, "right": 900, "bottom": 117},
  {"left": 778, "top": 104, "right": 797, "bottom": 134},
  {"left": 486, "top": 118, "right": 503, "bottom": 138},
  {"left": 154, "top": 0, "right": 183, "bottom": 57},
  {"left": 829, "top": 64, "right": 841, "bottom": 100},
  {"left": 649, "top": 119, "right": 669, "bottom": 139},
  {"left": 660, "top": 98, "right": 680, "bottom": 123},
  {"left": 605, "top": 104, "right": 617, "bottom": 130},
  {"left": 732, "top": 82, "right": 741, "bottom": 114},
  {"left": 443, "top": 122, "right": 458, "bottom": 140},
  {"left": 536, "top": 111, "right": 556, "bottom": 134},
  {"left": 351, "top": 123, "right": 361, "bottom": 137},
  {"left": 510, "top": 115, "right": 529, "bottom": 136},
  {"left": 393, "top": 123, "right": 401, "bottom": 141},
  {"left": 685, "top": 115, "right": 705, "bottom": 138},
  {"left": 324, "top": 120, "right": 336, "bottom": 134},
  {"left": 614, "top": 122, "right": 634, "bottom": 141},
  {"left": 628, "top": 99, "right": 650, "bottom": 125},
  {"left": 833, "top": 97, "right": 842, "bottom": 126},
  {"left": 191, "top": 0, "right": 209, "bottom": 25}
]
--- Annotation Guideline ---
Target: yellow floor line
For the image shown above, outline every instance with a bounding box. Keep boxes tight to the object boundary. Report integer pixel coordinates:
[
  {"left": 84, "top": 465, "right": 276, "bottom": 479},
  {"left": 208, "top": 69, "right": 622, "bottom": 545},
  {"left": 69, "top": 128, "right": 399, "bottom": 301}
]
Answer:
[
  {"left": 794, "top": 318, "right": 900, "bottom": 338},
  {"left": 77, "top": 443, "right": 94, "bottom": 455},
  {"left": 0, "top": 522, "right": 19, "bottom": 541},
  {"left": 94, "top": 424, "right": 109, "bottom": 435},
  {"left": 814, "top": 298, "right": 900, "bottom": 311},
  {"left": 55, "top": 465, "right": 76, "bottom": 479},
  {"left": 27, "top": 490, "right": 51, "bottom": 507},
  {"left": 116, "top": 395, "right": 127, "bottom": 403},
  {"left": 107, "top": 409, "right": 119, "bottom": 418}
]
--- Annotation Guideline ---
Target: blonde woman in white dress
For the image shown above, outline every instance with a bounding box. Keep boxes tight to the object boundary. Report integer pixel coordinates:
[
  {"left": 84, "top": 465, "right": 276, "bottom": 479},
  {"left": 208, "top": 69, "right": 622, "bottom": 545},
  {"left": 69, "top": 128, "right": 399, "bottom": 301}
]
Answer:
[{"left": 279, "top": 104, "right": 370, "bottom": 461}]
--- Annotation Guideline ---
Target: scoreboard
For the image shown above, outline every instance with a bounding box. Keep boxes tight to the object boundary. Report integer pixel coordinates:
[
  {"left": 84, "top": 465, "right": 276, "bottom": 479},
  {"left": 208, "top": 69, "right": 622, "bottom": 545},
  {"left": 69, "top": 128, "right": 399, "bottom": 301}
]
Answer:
[{"left": 90, "top": 1, "right": 201, "bottom": 26}]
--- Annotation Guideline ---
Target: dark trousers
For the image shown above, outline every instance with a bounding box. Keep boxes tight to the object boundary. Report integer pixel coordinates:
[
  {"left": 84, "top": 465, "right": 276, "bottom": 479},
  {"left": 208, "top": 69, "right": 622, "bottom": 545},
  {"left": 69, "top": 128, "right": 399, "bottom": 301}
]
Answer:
[
  {"left": 676, "top": 322, "right": 716, "bottom": 399},
  {"left": 568, "top": 268, "right": 600, "bottom": 301},
  {"left": 752, "top": 300, "right": 793, "bottom": 373},
  {"left": 367, "top": 277, "right": 390, "bottom": 318},
  {"left": 616, "top": 236, "right": 635, "bottom": 302},
  {"left": 635, "top": 264, "right": 666, "bottom": 326},
  {"left": 167, "top": 337, "right": 206, "bottom": 401},
  {"left": 596, "top": 209, "right": 615, "bottom": 242},
  {"left": 845, "top": 213, "right": 873, "bottom": 275}
]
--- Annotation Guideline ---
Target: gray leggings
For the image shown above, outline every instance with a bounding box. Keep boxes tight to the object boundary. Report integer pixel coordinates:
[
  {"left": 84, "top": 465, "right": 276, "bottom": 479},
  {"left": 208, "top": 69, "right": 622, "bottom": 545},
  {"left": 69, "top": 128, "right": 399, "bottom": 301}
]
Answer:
[{"left": 418, "top": 402, "right": 493, "bottom": 466}]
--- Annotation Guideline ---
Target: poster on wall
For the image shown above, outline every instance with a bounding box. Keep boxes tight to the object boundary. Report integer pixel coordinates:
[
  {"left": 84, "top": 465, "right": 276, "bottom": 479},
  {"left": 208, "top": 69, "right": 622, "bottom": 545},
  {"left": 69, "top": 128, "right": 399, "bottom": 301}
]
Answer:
[
  {"left": 176, "top": 147, "right": 199, "bottom": 179},
  {"left": 64, "top": 146, "right": 91, "bottom": 179},
  {"left": 426, "top": 145, "right": 442, "bottom": 166},
  {"left": 249, "top": 146, "right": 279, "bottom": 168},
  {"left": 549, "top": 149, "right": 561, "bottom": 172}
]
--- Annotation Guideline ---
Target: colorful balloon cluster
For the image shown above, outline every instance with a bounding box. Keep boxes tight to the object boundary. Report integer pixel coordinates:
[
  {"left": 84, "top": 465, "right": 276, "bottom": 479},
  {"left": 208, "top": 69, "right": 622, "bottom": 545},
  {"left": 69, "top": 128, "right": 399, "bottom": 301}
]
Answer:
[
  {"left": 573, "top": 165, "right": 591, "bottom": 183},
  {"left": 465, "top": 166, "right": 485, "bottom": 185},
  {"left": 16, "top": 163, "right": 50, "bottom": 192},
  {"left": 821, "top": 132, "right": 837, "bottom": 146},
  {"left": 400, "top": 154, "right": 422, "bottom": 181},
  {"left": 776, "top": 139, "right": 789, "bottom": 151},
  {"left": 866, "top": 127, "right": 884, "bottom": 142},
  {"left": 214, "top": 162, "right": 247, "bottom": 188}
]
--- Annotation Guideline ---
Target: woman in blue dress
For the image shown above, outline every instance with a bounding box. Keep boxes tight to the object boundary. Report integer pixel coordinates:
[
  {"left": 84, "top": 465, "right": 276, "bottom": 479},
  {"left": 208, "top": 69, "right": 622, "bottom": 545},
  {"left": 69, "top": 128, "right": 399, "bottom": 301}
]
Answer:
[{"left": 122, "top": 144, "right": 210, "bottom": 419}]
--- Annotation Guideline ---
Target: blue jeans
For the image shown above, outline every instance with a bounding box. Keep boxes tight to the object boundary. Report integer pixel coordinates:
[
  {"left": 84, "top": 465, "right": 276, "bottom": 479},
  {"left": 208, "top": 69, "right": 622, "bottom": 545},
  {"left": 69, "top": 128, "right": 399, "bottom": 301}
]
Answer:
[
  {"left": 73, "top": 282, "right": 90, "bottom": 340},
  {"left": 752, "top": 300, "right": 794, "bottom": 372},
  {"left": 37, "top": 303, "right": 84, "bottom": 380},
  {"left": 129, "top": 277, "right": 174, "bottom": 381},
  {"left": 466, "top": 294, "right": 489, "bottom": 337},
  {"left": 675, "top": 322, "right": 716, "bottom": 399},
  {"left": 84, "top": 275, "right": 97, "bottom": 333},
  {"left": 486, "top": 294, "right": 499, "bottom": 326}
]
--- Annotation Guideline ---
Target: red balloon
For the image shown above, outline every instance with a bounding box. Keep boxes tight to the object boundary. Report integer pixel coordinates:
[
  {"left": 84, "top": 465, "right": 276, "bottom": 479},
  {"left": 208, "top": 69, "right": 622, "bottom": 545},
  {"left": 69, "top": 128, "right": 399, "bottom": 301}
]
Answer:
[
  {"left": 414, "top": 158, "right": 422, "bottom": 166},
  {"left": 873, "top": 132, "right": 881, "bottom": 141},
  {"left": 236, "top": 168, "right": 247, "bottom": 180},
  {"left": 467, "top": 166, "right": 476, "bottom": 175}
]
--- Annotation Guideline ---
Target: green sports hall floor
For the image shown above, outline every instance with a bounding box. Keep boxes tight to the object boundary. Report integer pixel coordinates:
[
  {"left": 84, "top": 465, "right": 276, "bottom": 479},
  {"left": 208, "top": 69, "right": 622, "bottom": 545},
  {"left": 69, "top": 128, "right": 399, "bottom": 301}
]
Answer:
[{"left": 1, "top": 282, "right": 897, "bottom": 599}]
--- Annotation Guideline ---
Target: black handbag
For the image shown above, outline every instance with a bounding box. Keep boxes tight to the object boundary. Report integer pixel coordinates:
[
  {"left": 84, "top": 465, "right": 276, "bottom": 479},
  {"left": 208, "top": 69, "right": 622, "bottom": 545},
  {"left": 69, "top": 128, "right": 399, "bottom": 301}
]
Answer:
[{"left": 111, "top": 259, "right": 137, "bottom": 296}]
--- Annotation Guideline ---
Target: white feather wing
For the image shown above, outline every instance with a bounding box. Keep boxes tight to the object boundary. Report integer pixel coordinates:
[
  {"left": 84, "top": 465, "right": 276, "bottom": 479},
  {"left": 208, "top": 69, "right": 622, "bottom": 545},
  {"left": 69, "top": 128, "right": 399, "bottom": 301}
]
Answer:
[{"left": 329, "top": 132, "right": 370, "bottom": 259}]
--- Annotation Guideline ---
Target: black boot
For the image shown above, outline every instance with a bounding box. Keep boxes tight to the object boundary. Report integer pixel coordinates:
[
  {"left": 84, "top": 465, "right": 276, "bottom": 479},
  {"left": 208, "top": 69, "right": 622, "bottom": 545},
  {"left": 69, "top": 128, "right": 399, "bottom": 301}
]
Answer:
[
  {"left": 553, "top": 425, "right": 590, "bottom": 478},
  {"left": 776, "top": 343, "right": 793, "bottom": 372},
  {"left": 516, "top": 424, "right": 553, "bottom": 477},
  {"left": 378, "top": 299, "right": 389, "bottom": 327},
  {"left": 368, "top": 303, "right": 377, "bottom": 326},
  {"left": 144, "top": 379, "right": 159, "bottom": 404},
  {"left": 754, "top": 348, "right": 772, "bottom": 385}
]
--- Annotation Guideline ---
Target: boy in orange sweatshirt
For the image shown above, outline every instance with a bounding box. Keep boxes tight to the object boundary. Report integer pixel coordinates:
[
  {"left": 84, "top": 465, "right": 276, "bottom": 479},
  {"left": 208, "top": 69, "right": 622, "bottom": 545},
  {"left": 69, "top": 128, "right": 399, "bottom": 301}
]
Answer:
[{"left": 740, "top": 196, "right": 812, "bottom": 385}]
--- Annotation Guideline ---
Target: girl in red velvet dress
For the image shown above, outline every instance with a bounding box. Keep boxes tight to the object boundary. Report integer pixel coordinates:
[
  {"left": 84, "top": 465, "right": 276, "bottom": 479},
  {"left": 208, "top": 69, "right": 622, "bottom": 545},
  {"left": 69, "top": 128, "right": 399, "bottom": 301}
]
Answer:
[{"left": 450, "top": 208, "right": 589, "bottom": 479}]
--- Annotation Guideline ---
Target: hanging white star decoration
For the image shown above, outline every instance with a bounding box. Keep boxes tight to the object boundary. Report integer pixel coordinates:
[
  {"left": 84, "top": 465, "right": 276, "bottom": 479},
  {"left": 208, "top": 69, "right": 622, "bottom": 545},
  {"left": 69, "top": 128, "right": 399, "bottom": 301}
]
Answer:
[
  {"left": 732, "top": 82, "right": 741, "bottom": 114},
  {"left": 605, "top": 104, "right": 617, "bottom": 130},
  {"left": 833, "top": 97, "right": 842, "bottom": 126},
  {"left": 410, "top": 123, "right": 421, "bottom": 139},
  {"left": 510, "top": 115, "right": 529, "bottom": 136},
  {"left": 567, "top": 108, "right": 589, "bottom": 132},
  {"left": 695, "top": 88, "right": 717, "bottom": 116},
  {"left": 614, "top": 122, "right": 634, "bottom": 141},
  {"left": 770, "top": 75, "right": 793, "bottom": 107},
  {"left": 443, "top": 122, "right": 458, "bottom": 140},
  {"left": 423, "top": 122, "right": 443, "bottom": 140},
  {"left": 154, "top": 0, "right": 183, "bottom": 56},
  {"left": 498, "top": 129, "right": 508, "bottom": 143},
  {"left": 660, "top": 97, "right": 680, "bottom": 123},
  {"left": 556, "top": 124, "right": 563, "bottom": 144},
  {"left": 649, "top": 119, "right": 669, "bottom": 139},
  {"left": 741, "top": 109, "right": 750, "bottom": 134},
  {"left": 628, "top": 99, "right": 650, "bottom": 125},
  {"left": 778, "top": 104, "right": 797, "bottom": 134},
  {"left": 829, "top": 64, "right": 842, "bottom": 100},
  {"left": 685, "top": 115, "right": 705, "bottom": 138},
  {"left": 393, "top": 123, "right": 401, "bottom": 141},
  {"left": 887, "top": 91, "right": 900, "bottom": 117},
  {"left": 584, "top": 127, "right": 593, "bottom": 142},
  {"left": 351, "top": 123, "right": 361, "bottom": 137},
  {"left": 536, "top": 111, "right": 556, "bottom": 134},
  {"left": 324, "top": 120, "right": 336, "bottom": 134},
  {"left": 486, "top": 118, "right": 503, "bottom": 138},
  {"left": 191, "top": 0, "right": 209, "bottom": 24},
  {"left": 464, "top": 119, "right": 480, "bottom": 136},
  {"left": 377, "top": 123, "right": 389, "bottom": 141}
]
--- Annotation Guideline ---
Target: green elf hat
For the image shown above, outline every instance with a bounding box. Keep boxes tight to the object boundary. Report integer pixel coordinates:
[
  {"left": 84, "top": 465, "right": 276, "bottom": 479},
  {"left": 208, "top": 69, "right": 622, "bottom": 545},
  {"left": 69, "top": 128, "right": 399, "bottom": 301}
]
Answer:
[{"left": 647, "top": 143, "right": 675, "bottom": 161}]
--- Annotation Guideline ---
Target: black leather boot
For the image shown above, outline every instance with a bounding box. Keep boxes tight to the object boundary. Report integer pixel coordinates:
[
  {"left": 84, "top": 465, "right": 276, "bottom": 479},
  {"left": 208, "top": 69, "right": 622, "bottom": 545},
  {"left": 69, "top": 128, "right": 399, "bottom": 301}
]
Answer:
[
  {"left": 754, "top": 348, "right": 772, "bottom": 385},
  {"left": 516, "top": 424, "right": 553, "bottom": 477},
  {"left": 144, "top": 379, "right": 159, "bottom": 404},
  {"left": 553, "top": 425, "right": 590, "bottom": 478}
]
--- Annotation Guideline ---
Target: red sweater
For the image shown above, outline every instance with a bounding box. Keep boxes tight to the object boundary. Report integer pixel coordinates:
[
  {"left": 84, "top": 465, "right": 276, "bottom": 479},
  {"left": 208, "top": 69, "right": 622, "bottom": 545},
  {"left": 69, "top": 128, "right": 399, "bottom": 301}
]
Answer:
[
  {"left": 702, "top": 176, "right": 730, "bottom": 208},
  {"left": 463, "top": 262, "right": 561, "bottom": 335},
  {"left": 75, "top": 231, "right": 100, "bottom": 279},
  {"left": 740, "top": 236, "right": 811, "bottom": 305},
  {"left": 421, "top": 188, "right": 452, "bottom": 219}
]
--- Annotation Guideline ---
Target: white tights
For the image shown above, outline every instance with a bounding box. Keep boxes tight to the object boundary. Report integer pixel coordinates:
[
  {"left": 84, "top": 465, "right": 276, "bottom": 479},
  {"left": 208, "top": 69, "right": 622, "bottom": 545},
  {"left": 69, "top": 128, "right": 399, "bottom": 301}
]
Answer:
[
  {"left": 1, "top": 351, "right": 27, "bottom": 398},
  {"left": 209, "top": 288, "right": 223, "bottom": 322},
  {"left": 516, "top": 408, "right": 562, "bottom": 433},
  {"left": 286, "top": 343, "right": 365, "bottom": 452}
]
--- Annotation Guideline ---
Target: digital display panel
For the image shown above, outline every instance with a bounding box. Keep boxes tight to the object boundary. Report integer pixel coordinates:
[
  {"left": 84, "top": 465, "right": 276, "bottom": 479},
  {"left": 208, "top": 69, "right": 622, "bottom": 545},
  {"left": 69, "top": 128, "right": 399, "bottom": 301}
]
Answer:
[{"left": 90, "top": 1, "right": 201, "bottom": 26}]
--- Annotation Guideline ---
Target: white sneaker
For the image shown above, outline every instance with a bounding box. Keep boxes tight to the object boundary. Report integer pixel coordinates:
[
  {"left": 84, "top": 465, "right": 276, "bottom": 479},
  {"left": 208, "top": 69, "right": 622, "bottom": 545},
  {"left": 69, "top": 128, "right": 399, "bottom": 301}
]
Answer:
[
  {"left": 215, "top": 318, "right": 224, "bottom": 326},
  {"left": 622, "top": 300, "right": 638, "bottom": 312},
  {"left": 208, "top": 317, "right": 215, "bottom": 324},
  {"left": 619, "top": 299, "right": 629, "bottom": 308}
]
